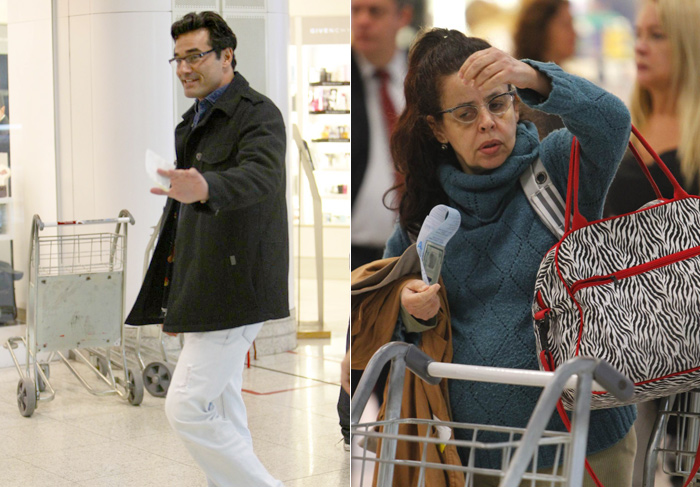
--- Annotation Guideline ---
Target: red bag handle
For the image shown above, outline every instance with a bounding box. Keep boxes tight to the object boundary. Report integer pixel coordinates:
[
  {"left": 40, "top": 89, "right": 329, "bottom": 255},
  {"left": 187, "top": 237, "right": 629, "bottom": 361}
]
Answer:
[
  {"left": 564, "top": 125, "right": 689, "bottom": 233},
  {"left": 682, "top": 441, "right": 700, "bottom": 487}
]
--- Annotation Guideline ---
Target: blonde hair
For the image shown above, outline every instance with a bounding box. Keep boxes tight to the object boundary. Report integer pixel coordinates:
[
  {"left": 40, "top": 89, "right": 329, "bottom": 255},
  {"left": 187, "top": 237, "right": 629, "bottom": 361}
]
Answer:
[{"left": 630, "top": 0, "right": 700, "bottom": 185}]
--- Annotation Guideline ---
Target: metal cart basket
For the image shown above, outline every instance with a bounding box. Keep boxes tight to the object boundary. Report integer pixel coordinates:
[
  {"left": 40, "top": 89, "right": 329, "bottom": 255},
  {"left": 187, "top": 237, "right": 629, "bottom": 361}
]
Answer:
[
  {"left": 5, "top": 211, "right": 144, "bottom": 416},
  {"left": 351, "top": 342, "right": 634, "bottom": 487},
  {"left": 644, "top": 390, "right": 700, "bottom": 486}
]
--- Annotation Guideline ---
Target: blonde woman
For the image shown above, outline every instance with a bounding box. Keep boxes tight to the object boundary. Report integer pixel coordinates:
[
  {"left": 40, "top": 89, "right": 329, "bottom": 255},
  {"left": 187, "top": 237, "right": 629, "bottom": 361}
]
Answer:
[{"left": 604, "top": 0, "right": 700, "bottom": 217}]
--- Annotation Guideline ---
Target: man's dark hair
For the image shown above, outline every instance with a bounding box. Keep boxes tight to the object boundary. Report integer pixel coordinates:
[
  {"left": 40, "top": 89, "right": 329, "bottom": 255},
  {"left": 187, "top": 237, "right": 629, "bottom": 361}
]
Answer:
[{"left": 171, "top": 11, "right": 237, "bottom": 70}]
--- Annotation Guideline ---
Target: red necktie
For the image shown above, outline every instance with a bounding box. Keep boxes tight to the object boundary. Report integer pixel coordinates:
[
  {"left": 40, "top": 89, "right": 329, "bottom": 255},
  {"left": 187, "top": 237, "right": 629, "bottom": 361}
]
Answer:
[
  {"left": 375, "top": 69, "right": 397, "bottom": 136},
  {"left": 375, "top": 68, "right": 404, "bottom": 198}
]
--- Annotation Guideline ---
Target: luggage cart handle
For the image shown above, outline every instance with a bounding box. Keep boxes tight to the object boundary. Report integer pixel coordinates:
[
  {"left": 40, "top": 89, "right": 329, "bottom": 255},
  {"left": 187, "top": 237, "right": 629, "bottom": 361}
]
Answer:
[
  {"left": 590, "top": 358, "right": 634, "bottom": 402},
  {"left": 405, "top": 345, "right": 441, "bottom": 386},
  {"left": 351, "top": 343, "right": 634, "bottom": 426},
  {"left": 359, "top": 342, "right": 633, "bottom": 400},
  {"left": 427, "top": 357, "right": 633, "bottom": 400},
  {"left": 34, "top": 210, "right": 135, "bottom": 230}
]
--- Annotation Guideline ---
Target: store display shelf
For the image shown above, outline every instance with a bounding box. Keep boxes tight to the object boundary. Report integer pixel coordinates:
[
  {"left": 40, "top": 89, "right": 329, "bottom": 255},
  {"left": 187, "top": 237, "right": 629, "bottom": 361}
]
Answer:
[
  {"left": 312, "top": 138, "right": 350, "bottom": 143},
  {"left": 309, "top": 110, "right": 350, "bottom": 115},
  {"left": 309, "top": 81, "right": 350, "bottom": 86}
]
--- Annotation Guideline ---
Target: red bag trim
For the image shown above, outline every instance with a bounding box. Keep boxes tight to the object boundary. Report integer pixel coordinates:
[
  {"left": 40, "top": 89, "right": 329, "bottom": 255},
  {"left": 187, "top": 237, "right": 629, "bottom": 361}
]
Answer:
[
  {"left": 589, "top": 365, "right": 700, "bottom": 395},
  {"left": 570, "top": 244, "right": 700, "bottom": 294},
  {"left": 560, "top": 194, "right": 700, "bottom": 235}
]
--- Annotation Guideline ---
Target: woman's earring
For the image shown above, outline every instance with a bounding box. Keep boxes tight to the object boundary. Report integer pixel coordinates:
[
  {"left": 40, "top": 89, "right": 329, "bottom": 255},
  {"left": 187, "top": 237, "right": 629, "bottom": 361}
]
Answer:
[{"left": 441, "top": 143, "right": 448, "bottom": 151}]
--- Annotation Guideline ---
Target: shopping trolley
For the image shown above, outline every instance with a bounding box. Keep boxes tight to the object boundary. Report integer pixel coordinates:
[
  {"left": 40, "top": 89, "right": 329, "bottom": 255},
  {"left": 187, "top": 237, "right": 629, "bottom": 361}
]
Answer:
[
  {"left": 351, "top": 342, "right": 634, "bottom": 487},
  {"left": 643, "top": 390, "right": 700, "bottom": 486},
  {"left": 4, "top": 211, "right": 144, "bottom": 417},
  {"left": 119, "top": 211, "right": 179, "bottom": 398}
]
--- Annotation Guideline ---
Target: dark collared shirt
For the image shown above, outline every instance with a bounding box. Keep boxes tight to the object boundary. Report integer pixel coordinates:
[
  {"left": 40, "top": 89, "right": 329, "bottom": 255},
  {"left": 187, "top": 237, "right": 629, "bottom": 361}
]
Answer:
[{"left": 192, "top": 83, "right": 229, "bottom": 128}]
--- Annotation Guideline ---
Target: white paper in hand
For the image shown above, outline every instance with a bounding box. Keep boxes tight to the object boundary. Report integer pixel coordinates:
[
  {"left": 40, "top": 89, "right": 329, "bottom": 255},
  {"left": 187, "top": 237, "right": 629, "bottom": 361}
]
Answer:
[
  {"left": 145, "top": 149, "right": 173, "bottom": 191},
  {"left": 416, "top": 205, "right": 461, "bottom": 285}
]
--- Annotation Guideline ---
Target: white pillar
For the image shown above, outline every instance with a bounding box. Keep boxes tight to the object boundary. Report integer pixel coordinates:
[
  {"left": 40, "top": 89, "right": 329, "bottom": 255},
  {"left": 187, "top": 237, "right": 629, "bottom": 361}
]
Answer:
[
  {"left": 54, "top": 0, "right": 175, "bottom": 312},
  {"left": 7, "top": 1, "right": 59, "bottom": 310},
  {"left": 219, "top": 0, "right": 296, "bottom": 353}
]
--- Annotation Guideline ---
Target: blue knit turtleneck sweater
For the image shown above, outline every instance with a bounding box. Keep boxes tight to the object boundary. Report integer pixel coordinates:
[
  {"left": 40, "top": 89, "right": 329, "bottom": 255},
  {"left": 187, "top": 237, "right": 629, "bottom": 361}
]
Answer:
[{"left": 384, "top": 61, "right": 637, "bottom": 469}]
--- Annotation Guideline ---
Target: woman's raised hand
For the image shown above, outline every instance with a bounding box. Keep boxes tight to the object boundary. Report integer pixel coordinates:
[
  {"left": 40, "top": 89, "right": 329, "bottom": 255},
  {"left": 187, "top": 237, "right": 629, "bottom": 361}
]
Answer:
[{"left": 458, "top": 47, "right": 552, "bottom": 97}]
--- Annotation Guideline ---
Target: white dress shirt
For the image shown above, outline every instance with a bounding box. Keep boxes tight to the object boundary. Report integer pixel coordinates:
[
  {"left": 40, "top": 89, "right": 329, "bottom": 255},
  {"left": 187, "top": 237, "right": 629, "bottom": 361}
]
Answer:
[{"left": 352, "top": 50, "right": 407, "bottom": 248}]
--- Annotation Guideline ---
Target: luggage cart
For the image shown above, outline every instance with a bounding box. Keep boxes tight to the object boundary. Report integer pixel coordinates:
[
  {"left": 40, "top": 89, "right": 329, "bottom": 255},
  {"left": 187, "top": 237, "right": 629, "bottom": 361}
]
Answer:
[
  {"left": 644, "top": 391, "right": 700, "bottom": 486},
  {"left": 85, "top": 212, "right": 177, "bottom": 398},
  {"left": 124, "top": 212, "right": 179, "bottom": 398},
  {"left": 351, "top": 342, "right": 634, "bottom": 487},
  {"left": 5, "top": 211, "right": 144, "bottom": 417}
]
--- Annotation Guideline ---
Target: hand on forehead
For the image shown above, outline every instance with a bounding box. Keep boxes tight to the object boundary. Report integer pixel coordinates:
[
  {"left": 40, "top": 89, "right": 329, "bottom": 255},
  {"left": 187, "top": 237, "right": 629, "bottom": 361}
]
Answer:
[{"left": 458, "top": 47, "right": 530, "bottom": 93}]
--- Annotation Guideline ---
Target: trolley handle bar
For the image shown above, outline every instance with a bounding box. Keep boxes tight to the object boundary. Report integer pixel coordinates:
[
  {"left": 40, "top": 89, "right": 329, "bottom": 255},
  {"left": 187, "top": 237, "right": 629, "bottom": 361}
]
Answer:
[
  {"left": 410, "top": 345, "right": 632, "bottom": 400},
  {"left": 34, "top": 213, "right": 135, "bottom": 230},
  {"left": 351, "top": 343, "right": 633, "bottom": 426},
  {"left": 405, "top": 345, "right": 440, "bottom": 385},
  {"left": 426, "top": 359, "right": 632, "bottom": 400},
  {"left": 591, "top": 358, "right": 634, "bottom": 401}
]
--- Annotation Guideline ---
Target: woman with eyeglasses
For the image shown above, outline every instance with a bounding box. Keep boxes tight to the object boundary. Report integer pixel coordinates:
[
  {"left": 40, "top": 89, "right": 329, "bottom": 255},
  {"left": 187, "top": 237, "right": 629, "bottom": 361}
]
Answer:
[{"left": 383, "top": 28, "right": 637, "bottom": 486}]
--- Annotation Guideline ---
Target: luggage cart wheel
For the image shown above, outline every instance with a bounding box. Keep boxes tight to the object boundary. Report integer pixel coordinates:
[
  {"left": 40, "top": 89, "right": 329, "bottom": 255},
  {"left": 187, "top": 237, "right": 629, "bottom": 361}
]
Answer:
[
  {"left": 126, "top": 368, "right": 144, "bottom": 406},
  {"left": 17, "top": 378, "right": 36, "bottom": 417},
  {"left": 37, "top": 363, "right": 50, "bottom": 393},
  {"left": 95, "top": 356, "right": 110, "bottom": 376},
  {"left": 142, "top": 361, "right": 173, "bottom": 398}
]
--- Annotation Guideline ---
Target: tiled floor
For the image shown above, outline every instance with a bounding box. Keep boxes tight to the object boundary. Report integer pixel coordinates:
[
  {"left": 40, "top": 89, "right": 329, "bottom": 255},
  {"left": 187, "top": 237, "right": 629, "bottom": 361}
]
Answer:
[{"left": 0, "top": 278, "right": 350, "bottom": 487}]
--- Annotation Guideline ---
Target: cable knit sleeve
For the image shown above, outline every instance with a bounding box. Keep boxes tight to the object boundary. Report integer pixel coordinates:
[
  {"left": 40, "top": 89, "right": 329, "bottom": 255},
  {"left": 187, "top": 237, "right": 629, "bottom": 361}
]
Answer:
[{"left": 516, "top": 60, "right": 631, "bottom": 222}]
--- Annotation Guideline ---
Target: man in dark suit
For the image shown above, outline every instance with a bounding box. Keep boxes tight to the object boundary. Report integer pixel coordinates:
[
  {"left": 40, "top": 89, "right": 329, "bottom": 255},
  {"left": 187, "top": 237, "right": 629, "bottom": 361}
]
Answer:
[
  {"left": 351, "top": 0, "right": 412, "bottom": 270},
  {"left": 340, "top": 0, "right": 413, "bottom": 451}
]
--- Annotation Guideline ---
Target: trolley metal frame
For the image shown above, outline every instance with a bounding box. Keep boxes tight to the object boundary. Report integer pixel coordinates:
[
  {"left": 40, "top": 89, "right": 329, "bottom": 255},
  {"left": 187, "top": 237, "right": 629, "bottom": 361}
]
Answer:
[
  {"left": 644, "top": 390, "right": 700, "bottom": 486},
  {"left": 123, "top": 211, "right": 179, "bottom": 398},
  {"left": 5, "top": 210, "right": 144, "bottom": 416},
  {"left": 351, "top": 342, "right": 634, "bottom": 487}
]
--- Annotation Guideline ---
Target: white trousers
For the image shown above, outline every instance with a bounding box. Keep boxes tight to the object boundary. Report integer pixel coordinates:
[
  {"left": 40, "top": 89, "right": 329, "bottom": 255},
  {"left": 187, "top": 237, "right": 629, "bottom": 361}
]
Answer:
[{"left": 164, "top": 323, "right": 284, "bottom": 487}]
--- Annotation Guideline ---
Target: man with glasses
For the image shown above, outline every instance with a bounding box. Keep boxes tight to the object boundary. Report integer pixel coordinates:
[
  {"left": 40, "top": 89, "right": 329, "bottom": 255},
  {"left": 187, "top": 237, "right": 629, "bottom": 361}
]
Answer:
[{"left": 126, "top": 11, "right": 287, "bottom": 487}]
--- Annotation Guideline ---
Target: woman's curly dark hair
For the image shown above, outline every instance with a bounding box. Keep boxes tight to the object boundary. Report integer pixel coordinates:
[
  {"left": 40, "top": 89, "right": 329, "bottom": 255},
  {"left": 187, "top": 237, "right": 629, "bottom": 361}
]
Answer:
[{"left": 388, "top": 28, "right": 491, "bottom": 236}]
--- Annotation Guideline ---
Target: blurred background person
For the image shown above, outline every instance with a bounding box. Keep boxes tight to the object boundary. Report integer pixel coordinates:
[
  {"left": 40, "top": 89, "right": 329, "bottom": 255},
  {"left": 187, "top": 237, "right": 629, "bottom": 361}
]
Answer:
[
  {"left": 605, "top": 0, "right": 700, "bottom": 218},
  {"left": 351, "top": 0, "right": 413, "bottom": 271},
  {"left": 513, "top": 0, "right": 576, "bottom": 66},
  {"left": 465, "top": 0, "right": 516, "bottom": 53},
  {"left": 343, "top": 0, "right": 413, "bottom": 453},
  {"left": 603, "top": 1, "right": 700, "bottom": 484},
  {"left": 512, "top": 0, "right": 577, "bottom": 139}
]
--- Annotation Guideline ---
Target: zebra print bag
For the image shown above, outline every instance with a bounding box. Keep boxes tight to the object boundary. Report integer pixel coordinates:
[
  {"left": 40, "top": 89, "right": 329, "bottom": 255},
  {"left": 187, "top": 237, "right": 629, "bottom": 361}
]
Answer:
[{"left": 532, "top": 126, "right": 700, "bottom": 410}]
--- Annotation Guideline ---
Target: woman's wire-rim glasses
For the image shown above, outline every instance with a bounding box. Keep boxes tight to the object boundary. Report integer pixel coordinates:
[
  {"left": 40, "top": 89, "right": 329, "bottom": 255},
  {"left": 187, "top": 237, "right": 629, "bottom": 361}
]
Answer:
[{"left": 438, "top": 90, "right": 516, "bottom": 124}]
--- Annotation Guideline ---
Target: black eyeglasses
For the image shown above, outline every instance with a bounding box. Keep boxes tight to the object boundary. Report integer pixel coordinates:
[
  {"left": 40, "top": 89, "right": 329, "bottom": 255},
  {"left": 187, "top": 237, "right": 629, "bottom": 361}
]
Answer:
[
  {"left": 169, "top": 49, "right": 215, "bottom": 67},
  {"left": 438, "top": 90, "right": 516, "bottom": 124}
]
